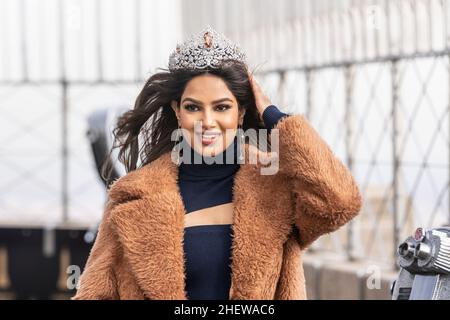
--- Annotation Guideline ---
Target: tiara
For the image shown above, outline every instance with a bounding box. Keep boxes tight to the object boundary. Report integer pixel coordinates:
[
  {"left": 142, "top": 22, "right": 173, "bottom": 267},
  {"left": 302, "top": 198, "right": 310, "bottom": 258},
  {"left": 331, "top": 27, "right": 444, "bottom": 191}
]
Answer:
[{"left": 168, "top": 25, "right": 247, "bottom": 71}]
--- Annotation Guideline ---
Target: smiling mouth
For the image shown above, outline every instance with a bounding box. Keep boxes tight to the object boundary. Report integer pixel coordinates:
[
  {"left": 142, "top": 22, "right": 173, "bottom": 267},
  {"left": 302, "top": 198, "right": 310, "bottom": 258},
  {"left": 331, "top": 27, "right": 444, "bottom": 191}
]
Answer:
[{"left": 196, "top": 132, "right": 222, "bottom": 146}]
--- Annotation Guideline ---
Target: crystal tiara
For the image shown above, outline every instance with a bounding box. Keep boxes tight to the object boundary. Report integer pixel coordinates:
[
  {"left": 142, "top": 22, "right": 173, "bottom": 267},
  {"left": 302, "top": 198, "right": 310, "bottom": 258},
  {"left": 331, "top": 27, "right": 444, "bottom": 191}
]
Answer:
[{"left": 168, "top": 25, "right": 247, "bottom": 71}]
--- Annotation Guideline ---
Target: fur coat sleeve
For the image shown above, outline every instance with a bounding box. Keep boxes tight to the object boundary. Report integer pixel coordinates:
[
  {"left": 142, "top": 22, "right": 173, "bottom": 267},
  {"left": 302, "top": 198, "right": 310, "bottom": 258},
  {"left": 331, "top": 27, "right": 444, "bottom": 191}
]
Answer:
[{"left": 274, "top": 114, "right": 362, "bottom": 249}]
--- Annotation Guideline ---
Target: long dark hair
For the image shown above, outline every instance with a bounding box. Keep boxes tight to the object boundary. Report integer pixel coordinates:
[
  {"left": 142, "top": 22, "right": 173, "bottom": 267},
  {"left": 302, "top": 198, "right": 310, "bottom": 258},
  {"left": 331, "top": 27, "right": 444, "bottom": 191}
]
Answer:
[{"left": 101, "top": 60, "right": 265, "bottom": 185}]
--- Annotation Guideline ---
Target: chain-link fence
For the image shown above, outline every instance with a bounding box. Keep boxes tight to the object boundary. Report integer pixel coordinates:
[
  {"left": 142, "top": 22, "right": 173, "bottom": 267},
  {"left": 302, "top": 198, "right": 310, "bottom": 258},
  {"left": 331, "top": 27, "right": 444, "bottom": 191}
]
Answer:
[
  {"left": 247, "top": 0, "right": 450, "bottom": 268},
  {"left": 0, "top": 0, "right": 180, "bottom": 228}
]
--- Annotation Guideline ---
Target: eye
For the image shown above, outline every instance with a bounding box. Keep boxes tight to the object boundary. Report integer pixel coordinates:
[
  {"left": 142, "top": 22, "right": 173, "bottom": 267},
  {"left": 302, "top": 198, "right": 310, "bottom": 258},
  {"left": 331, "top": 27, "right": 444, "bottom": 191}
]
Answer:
[
  {"left": 184, "top": 104, "right": 199, "bottom": 112},
  {"left": 215, "top": 104, "right": 231, "bottom": 112}
]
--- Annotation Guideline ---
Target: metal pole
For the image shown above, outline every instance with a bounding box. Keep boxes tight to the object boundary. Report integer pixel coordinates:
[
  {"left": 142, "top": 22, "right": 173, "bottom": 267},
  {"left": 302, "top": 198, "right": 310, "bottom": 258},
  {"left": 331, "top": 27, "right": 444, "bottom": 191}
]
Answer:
[
  {"left": 277, "top": 70, "right": 286, "bottom": 110},
  {"left": 58, "top": 0, "right": 68, "bottom": 224},
  {"left": 61, "top": 80, "right": 69, "bottom": 223},
  {"left": 413, "top": 0, "right": 419, "bottom": 53},
  {"left": 135, "top": 0, "right": 142, "bottom": 81},
  {"left": 305, "top": 68, "right": 313, "bottom": 119},
  {"left": 360, "top": 3, "right": 367, "bottom": 61},
  {"left": 19, "top": 0, "right": 28, "bottom": 81},
  {"left": 95, "top": 0, "right": 103, "bottom": 81},
  {"left": 385, "top": 0, "right": 392, "bottom": 57},
  {"left": 114, "top": 0, "right": 122, "bottom": 79},
  {"left": 444, "top": 0, "right": 449, "bottom": 50},
  {"left": 345, "top": 64, "right": 355, "bottom": 261},
  {"left": 427, "top": 0, "right": 433, "bottom": 52},
  {"left": 392, "top": 58, "right": 400, "bottom": 269}
]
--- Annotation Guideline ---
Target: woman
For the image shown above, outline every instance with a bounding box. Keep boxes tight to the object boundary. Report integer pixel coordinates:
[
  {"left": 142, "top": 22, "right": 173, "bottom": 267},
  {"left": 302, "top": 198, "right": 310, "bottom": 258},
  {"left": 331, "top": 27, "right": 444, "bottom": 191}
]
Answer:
[{"left": 73, "top": 26, "right": 362, "bottom": 300}]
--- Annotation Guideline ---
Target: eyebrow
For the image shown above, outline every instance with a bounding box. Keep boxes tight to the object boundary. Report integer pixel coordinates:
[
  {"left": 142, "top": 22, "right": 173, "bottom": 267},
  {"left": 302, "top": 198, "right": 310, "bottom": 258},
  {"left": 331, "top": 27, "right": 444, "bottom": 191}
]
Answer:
[{"left": 181, "top": 97, "right": 233, "bottom": 105}]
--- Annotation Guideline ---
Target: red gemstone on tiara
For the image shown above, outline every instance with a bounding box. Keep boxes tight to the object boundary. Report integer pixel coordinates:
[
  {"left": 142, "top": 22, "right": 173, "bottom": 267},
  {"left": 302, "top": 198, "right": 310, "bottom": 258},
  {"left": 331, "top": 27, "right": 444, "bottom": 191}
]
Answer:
[{"left": 204, "top": 32, "right": 212, "bottom": 48}]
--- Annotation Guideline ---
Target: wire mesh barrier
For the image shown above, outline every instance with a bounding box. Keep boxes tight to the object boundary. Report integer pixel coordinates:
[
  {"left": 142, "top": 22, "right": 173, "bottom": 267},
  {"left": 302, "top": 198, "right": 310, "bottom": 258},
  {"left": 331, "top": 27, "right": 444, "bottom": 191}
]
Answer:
[
  {"left": 257, "top": 55, "right": 449, "bottom": 268},
  {"left": 240, "top": 0, "right": 450, "bottom": 268}
]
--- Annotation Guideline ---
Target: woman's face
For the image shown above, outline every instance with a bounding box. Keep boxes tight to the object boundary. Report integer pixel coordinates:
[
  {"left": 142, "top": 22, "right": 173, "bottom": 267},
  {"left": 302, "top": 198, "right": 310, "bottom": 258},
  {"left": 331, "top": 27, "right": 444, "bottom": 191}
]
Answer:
[{"left": 171, "top": 74, "right": 245, "bottom": 158}]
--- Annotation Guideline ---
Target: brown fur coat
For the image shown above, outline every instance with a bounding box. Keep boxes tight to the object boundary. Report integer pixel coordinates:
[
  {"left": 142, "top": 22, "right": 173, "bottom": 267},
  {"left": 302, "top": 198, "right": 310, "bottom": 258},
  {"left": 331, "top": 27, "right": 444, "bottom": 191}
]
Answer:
[{"left": 73, "top": 115, "right": 362, "bottom": 300}]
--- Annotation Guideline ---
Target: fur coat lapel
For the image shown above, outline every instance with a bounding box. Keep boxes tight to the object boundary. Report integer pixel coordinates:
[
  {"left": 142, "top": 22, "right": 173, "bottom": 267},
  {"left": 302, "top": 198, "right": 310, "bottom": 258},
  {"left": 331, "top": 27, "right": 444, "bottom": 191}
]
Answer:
[{"left": 108, "top": 143, "right": 294, "bottom": 300}]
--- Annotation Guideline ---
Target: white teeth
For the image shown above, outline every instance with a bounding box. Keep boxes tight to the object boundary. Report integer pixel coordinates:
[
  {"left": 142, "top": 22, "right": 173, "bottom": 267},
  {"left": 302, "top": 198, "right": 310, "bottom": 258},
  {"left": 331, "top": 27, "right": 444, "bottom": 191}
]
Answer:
[{"left": 201, "top": 133, "right": 221, "bottom": 138}]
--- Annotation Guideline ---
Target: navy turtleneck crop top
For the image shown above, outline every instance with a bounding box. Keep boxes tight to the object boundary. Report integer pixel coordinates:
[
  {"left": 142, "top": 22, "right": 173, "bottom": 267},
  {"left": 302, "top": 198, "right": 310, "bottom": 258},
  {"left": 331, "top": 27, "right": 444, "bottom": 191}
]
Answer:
[{"left": 178, "top": 105, "right": 288, "bottom": 300}]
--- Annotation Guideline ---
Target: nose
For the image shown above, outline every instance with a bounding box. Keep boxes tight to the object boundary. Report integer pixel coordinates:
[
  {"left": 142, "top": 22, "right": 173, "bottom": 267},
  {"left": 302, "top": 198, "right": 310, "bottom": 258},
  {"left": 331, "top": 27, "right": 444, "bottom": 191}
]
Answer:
[{"left": 201, "top": 109, "right": 216, "bottom": 128}]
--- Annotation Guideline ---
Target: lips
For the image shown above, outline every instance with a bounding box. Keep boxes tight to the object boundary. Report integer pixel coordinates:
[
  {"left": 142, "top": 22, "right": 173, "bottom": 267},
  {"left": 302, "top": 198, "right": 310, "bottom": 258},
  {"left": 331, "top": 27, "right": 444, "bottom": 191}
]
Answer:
[{"left": 196, "top": 131, "right": 222, "bottom": 146}]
